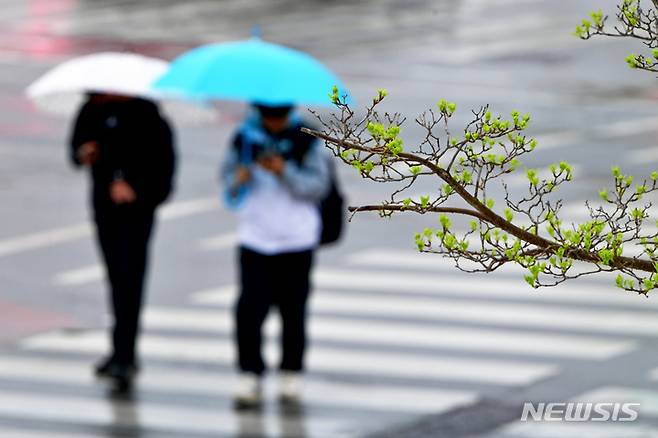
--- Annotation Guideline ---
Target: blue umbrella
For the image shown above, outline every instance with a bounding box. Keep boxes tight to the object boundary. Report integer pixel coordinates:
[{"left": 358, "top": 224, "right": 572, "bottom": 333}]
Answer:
[{"left": 153, "top": 38, "right": 349, "bottom": 106}]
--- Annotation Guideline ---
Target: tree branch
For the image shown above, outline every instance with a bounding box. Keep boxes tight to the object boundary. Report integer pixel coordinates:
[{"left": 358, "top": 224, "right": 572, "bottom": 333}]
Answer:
[{"left": 304, "top": 127, "right": 657, "bottom": 275}]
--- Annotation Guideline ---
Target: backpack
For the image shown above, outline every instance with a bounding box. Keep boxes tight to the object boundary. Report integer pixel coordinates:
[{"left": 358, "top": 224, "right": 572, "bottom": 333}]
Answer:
[
  {"left": 318, "top": 155, "right": 344, "bottom": 246},
  {"left": 235, "top": 116, "right": 345, "bottom": 246}
]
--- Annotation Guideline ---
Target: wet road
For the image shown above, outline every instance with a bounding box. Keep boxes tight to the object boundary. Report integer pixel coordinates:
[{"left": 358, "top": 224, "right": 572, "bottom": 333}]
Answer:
[{"left": 2, "top": 0, "right": 658, "bottom": 437}]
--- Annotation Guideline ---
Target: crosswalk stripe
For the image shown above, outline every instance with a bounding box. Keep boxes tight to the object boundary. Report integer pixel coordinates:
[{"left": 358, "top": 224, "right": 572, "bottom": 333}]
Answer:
[
  {"left": 576, "top": 386, "right": 658, "bottom": 417},
  {"left": 507, "top": 115, "right": 658, "bottom": 153},
  {"left": 53, "top": 264, "right": 104, "bottom": 286},
  {"left": 561, "top": 202, "right": 658, "bottom": 221},
  {"left": 533, "top": 130, "right": 581, "bottom": 150},
  {"left": 192, "top": 287, "right": 658, "bottom": 336},
  {"left": 435, "top": 33, "right": 576, "bottom": 65},
  {"left": 312, "top": 266, "right": 656, "bottom": 309},
  {"left": 143, "top": 307, "right": 635, "bottom": 360},
  {"left": 648, "top": 367, "right": 658, "bottom": 381},
  {"left": 21, "top": 331, "right": 557, "bottom": 386},
  {"left": 499, "top": 422, "right": 658, "bottom": 438},
  {"left": 501, "top": 164, "right": 583, "bottom": 187},
  {"left": 199, "top": 232, "right": 238, "bottom": 251},
  {"left": 345, "top": 249, "right": 657, "bottom": 307},
  {"left": 0, "top": 356, "right": 477, "bottom": 415},
  {"left": 557, "top": 205, "right": 658, "bottom": 251},
  {"left": 599, "top": 116, "right": 658, "bottom": 138},
  {"left": 158, "top": 197, "right": 218, "bottom": 220},
  {"left": 499, "top": 386, "right": 658, "bottom": 437},
  {"left": 54, "top": 232, "right": 236, "bottom": 286},
  {"left": 0, "top": 197, "right": 219, "bottom": 258},
  {"left": 628, "top": 146, "right": 658, "bottom": 164},
  {"left": 0, "top": 428, "right": 100, "bottom": 438},
  {"left": 0, "top": 223, "right": 92, "bottom": 258},
  {"left": 0, "top": 390, "right": 339, "bottom": 436}
]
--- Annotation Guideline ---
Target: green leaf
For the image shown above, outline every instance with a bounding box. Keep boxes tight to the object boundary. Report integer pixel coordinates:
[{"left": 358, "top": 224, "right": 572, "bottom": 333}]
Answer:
[
  {"left": 616, "top": 274, "right": 624, "bottom": 288},
  {"left": 526, "top": 169, "right": 539, "bottom": 186},
  {"left": 612, "top": 166, "right": 622, "bottom": 179},
  {"left": 329, "top": 85, "right": 340, "bottom": 104},
  {"left": 626, "top": 54, "right": 639, "bottom": 69},
  {"left": 590, "top": 9, "right": 603, "bottom": 27},
  {"left": 599, "top": 189, "right": 608, "bottom": 201}
]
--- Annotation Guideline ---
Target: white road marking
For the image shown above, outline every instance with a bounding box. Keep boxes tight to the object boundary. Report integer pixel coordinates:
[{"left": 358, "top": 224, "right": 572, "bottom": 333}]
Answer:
[
  {"left": 0, "top": 356, "right": 477, "bottom": 415},
  {"left": 199, "top": 231, "right": 238, "bottom": 251},
  {"left": 628, "top": 146, "right": 658, "bottom": 164},
  {"left": 437, "top": 33, "right": 577, "bottom": 65},
  {"left": 500, "top": 422, "right": 658, "bottom": 438},
  {"left": 517, "top": 116, "right": 658, "bottom": 152},
  {"left": 0, "top": 389, "right": 339, "bottom": 437},
  {"left": 22, "top": 330, "right": 557, "bottom": 386},
  {"left": 0, "top": 196, "right": 219, "bottom": 258},
  {"left": 54, "top": 231, "right": 237, "bottom": 286},
  {"left": 600, "top": 116, "right": 658, "bottom": 138},
  {"left": 530, "top": 130, "right": 582, "bottom": 150},
  {"left": 311, "top": 267, "right": 657, "bottom": 308},
  {"left": 0, "top": 428, "right": 102, "bottom": 438},
  {"left": 53, "top": 264, "right": 104, "bottom": 286},
  {"left": 143, "top": 307, "right": 635, "bottom": 360},
  {"left": 345, "top": 249, "right": 658, "bottom": 307},
  {"left": 496, "top": 386, "right": 658, "bottom": 437},
  {"left": 158, "top": 197, "right": 218, "bottom": 220},
  {"left": 0, "top": 223, "right": 92, "bottom": 257},
  {"left": 193, "top": 286, "right": 658, "bottom": 336}
]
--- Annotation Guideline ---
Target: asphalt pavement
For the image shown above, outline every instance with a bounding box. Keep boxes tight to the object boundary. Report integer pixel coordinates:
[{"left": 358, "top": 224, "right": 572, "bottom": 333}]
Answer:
[{"left": 3, "top": 0, "right": 658, "bottom": 437}]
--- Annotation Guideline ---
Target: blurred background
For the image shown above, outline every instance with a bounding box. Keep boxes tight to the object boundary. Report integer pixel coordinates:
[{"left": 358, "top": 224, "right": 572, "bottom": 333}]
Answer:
[{"left": 2, "top": 0, "right": 658, "bottom": 437}]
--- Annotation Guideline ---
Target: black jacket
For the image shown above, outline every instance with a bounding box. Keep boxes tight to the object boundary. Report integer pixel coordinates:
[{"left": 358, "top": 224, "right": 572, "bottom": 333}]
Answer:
[{"left": 70, "top": 98, "right": 176, "bottom": 211}]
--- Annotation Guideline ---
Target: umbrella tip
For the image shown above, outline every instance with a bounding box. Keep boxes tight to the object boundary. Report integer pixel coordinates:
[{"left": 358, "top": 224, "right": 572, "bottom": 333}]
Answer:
[{"left": 250, "top": 25, "right": 262, "bottom": 39}]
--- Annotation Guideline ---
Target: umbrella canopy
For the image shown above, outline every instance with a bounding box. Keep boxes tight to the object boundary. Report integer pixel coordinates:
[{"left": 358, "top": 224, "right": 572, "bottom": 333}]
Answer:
[
  {"left": 153, "top": 38, "right": 348, "bottom": 107},
  {"left": 26, "top": 52, "right": 216, "bottom": 124},
  {"left": 26, "top": 52, "right": 169, "bottom": 115}
]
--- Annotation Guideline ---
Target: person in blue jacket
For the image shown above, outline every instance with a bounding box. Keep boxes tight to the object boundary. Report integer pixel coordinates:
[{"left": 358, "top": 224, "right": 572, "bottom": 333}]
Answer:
[{"left": 221, "top": 103, "right": 330, "bottom": 409}]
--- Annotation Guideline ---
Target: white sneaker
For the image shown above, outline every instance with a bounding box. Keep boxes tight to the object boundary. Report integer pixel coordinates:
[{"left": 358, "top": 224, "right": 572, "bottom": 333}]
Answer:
[
  {"left": 279, "top": 371, "right": 303, "bottom": 404},
  {"left": 233, "top": 373, "right": 262, "bottom": 410}
]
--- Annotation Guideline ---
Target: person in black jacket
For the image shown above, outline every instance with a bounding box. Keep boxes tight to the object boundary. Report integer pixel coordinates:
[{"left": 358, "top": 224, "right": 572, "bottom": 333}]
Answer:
[{"left": 70, "top": 93, "right": 176, "bottom": 389}]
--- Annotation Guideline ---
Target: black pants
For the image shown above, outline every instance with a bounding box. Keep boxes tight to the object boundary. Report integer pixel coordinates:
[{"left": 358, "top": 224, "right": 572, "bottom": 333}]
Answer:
[
  {"left": 95, "top": 204, "right": 155, "bottom": 365},
  {"left": 236, "top": 247, "right": 314, "bottom": 375}
]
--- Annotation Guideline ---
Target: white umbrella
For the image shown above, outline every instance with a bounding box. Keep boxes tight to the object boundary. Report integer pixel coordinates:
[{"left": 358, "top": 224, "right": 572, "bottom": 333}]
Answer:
[{"left": 26, "top": 52, "right": 216, "bottom": 124}]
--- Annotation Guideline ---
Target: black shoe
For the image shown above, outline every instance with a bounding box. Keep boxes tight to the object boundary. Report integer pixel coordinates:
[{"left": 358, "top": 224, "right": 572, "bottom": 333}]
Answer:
[
  {"left": 94, "top": 356, "right": 115, "bottom": 378},
  {"left": 107, "top": 362, "right": 137, "bottom": 391},
  {"left": 94, "top": 357, "right": 138, "bottom": 388}
]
